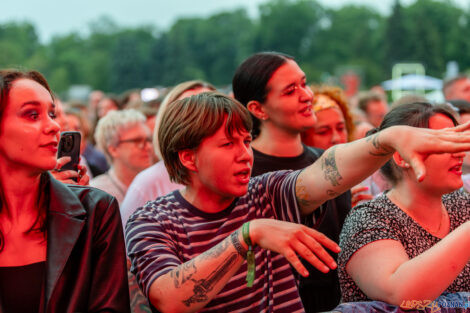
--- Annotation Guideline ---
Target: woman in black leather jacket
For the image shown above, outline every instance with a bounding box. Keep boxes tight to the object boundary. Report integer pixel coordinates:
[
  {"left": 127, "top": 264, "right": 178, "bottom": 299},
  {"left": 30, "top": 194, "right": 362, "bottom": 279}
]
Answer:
[{"left": 0, "top": 69, "right": 130, "bottom": 313}]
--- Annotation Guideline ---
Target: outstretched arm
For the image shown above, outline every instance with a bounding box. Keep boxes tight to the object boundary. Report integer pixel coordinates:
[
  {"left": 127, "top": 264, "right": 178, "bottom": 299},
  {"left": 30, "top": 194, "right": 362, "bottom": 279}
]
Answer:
[
  {"left": 296, "top": 123, "right": 470, "bottom": 215},
  {"left": 147, "top": 220, "right": 339, "bottom": 313}
]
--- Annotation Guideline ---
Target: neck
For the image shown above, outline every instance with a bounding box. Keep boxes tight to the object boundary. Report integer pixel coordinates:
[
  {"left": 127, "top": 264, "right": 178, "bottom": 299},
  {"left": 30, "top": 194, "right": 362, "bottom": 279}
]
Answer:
[
  {"left": 180, "top": 184, "right": 235, "bottom": 214},
  {"left": 111, "top": 162, "right": 139, "bottom": 187},
  {"left": 387, "top": 181, "right": 447, "bottom": 234},
  {"left": 253, "top": 124, "right": 303, "bottom": 156},
  {"left": 0, "top": 163, "right": 42, "bottom": 223}
]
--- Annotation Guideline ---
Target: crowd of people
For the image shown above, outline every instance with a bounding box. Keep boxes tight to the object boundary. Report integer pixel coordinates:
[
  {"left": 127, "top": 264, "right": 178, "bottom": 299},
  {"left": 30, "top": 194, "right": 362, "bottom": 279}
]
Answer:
[{"left": 1, "top": 51, "right": 470, "bottom": 313}]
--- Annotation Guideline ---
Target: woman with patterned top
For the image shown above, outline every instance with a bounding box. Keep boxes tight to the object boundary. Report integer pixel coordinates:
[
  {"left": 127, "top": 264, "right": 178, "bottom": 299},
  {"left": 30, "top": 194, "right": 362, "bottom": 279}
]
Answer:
[{"left": 338, "top": 102, "right": 470, "bottom": 305}]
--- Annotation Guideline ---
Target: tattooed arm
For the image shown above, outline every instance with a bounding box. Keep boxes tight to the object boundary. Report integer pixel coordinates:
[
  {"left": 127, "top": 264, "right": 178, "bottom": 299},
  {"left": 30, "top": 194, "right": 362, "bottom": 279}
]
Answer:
[
  {"left": 148, "top": 228, "right": 247, "bottom": 313},
  {"left": 147, "top": 219, "right": 340, "bottom": 312},
  {"left": 296, "top": 124, "right": 470, "bottom": 215}
]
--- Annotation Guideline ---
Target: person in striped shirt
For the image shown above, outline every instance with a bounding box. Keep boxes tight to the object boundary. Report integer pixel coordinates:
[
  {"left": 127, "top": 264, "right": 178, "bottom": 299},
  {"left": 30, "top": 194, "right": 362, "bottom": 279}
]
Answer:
[{"left": 126, "top": 92, "right": 470, "bottom": 313}]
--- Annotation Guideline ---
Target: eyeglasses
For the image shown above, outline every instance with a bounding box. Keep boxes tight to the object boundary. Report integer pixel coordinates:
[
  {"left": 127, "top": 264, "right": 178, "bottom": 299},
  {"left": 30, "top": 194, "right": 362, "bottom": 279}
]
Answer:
[{"left": 117, "top": 137, "right": 152, "bottom": 149}]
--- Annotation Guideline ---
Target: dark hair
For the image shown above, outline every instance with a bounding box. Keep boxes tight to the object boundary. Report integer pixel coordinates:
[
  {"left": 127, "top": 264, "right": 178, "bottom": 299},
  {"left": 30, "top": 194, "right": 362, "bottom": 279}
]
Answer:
[
  {"left": 448, "top": 99, "right": 470, "bottom": 115},
  {"left": 368, "top": 102, "right": 458, "bottom": 186},
  {"left": 0, "top": 69, "right": 52, "bottom": 252},
  {"left": 159, "top": 92, "right": 253, "bottom": 185},
  {"left": 232, "top": 51, "right": 294, "bottom": 137}
]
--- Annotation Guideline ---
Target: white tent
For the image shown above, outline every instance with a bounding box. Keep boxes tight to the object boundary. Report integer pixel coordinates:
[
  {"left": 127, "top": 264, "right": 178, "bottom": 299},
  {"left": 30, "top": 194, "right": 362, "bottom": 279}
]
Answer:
[{"left": 382, "top": 74, "right": 443, "bottom": 91}]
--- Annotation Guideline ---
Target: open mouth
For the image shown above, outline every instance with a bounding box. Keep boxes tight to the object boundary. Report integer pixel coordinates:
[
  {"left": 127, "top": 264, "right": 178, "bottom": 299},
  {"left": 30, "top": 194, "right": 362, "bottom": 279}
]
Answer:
[
  {"left": 449, "top": 163, "right": 463, "bottom": 175},
  {"left": 299, "top": 105, "right": 313, "bottom": 116},
  {"left": 234, "top": 169, "right": 251, "bottom": 183}
]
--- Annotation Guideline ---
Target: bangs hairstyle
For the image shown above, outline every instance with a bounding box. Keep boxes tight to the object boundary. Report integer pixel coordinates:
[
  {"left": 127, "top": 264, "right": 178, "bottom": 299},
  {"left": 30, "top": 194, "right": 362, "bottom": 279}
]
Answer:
[
  {"left": 368, "top": 102, "right": 458, "bottom": 186},
  {"left": 159, "top": 92, "right": 252, "bottom": 185}
]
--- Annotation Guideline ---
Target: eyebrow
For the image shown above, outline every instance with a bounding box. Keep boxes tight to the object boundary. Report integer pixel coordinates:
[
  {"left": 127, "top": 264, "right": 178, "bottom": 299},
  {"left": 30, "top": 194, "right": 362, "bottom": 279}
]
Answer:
[
  {"left": 21, "top": 101, "right": 56, "bottom": 109},
  {"left": 281, "top": 75, "right": 306, "bottom": 91}
]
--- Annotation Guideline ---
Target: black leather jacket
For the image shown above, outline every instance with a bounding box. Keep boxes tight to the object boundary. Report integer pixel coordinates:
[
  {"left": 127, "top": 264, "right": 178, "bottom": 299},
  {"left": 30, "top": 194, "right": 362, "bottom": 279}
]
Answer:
[{"left": 0, "top": 174, "right": 131, "bottom": 313}]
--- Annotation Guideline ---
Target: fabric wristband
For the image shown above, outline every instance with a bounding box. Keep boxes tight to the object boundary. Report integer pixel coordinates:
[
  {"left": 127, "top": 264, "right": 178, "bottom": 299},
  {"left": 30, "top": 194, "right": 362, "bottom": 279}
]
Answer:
[{"left": 242, "top": 222, "right": 255, "bottom": 287}]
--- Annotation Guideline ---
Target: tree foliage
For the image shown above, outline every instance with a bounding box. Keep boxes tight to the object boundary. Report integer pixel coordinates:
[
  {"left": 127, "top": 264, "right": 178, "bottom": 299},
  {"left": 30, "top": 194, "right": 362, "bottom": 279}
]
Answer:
[{"left": 0, "top": 0, "right": 468, "bottom": 96}]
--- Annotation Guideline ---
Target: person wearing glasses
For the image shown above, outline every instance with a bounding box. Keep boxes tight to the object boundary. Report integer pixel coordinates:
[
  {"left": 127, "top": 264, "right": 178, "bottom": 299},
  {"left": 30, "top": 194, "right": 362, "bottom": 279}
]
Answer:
[{"left": 91, "top": 109, "right": 154, "bottom": 205}]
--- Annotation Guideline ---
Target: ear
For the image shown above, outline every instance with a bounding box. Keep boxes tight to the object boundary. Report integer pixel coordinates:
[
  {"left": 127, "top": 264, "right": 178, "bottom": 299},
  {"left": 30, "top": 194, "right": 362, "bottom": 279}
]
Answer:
[
  {"left": 247, "top": 100, "right": 268, "bottom": 121},
  {"left": 178, "top": 149, "right": 197, "bottom": 172},
  {"left": 108, "top": 145, "right": 119, "bottom": 159},
  {"left": 392, "top": 151, "right": 410, "bottom": 169}
]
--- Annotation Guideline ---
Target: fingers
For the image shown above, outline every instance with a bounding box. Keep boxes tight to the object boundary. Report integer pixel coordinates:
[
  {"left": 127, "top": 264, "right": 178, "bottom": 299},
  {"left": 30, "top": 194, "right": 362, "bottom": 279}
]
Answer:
[
  {"left": 55, "top": 156, "right": 72, "bottom": 170},
  {"left": 303, "top": 226, "right": 340, "bottom": 254},
  {"left": 451, "top": 121, "right": 470, "bottom": 132},
  {"left": 283, "top": 247, "right": 309, "bottom": 277},
  {"left": 293, "top": 232, "right": 337, "bottom": 272},
  {"left": 408, "top": 155, "right": 426, "bottom": 182}
]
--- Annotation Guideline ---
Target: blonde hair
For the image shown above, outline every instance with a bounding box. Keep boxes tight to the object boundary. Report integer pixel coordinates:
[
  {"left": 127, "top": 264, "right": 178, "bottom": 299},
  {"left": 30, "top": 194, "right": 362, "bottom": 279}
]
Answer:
[
  {"left": 153, "top": 80, "right": 216, "bottom": 159},
  {"left": 94, "top": 109, "right": 146, "bottom": 163}
]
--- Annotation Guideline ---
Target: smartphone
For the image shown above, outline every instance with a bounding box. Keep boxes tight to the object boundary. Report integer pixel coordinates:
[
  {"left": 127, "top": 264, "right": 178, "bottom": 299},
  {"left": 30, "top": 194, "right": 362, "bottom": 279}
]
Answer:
[{"left": 57, "top": 131, "right": 81, "bottom": 175}]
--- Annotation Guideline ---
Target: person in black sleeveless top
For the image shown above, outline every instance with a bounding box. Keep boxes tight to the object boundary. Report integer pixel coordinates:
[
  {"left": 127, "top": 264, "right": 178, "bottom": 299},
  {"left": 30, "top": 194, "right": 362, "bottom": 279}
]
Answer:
[
  {"left": 232, "top": 52, "right": 351, "bottom": 312},
  {"left": 0, "top": 69, "right": 130, "bottom": 313}
]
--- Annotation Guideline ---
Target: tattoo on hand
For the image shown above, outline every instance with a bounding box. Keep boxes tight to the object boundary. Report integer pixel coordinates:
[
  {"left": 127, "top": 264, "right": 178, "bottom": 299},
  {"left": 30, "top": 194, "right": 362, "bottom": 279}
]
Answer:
[
  {"left": 230, "top": 229, "right": 247, "bottom": 258},
  {"left": 327, "top": 189, "right": 339, "bottom": 197},
  {"left": 366, "top": 133, "right": 393, "bottom": 156},
  {"left": 171, "top": 259, "right": 197, "bottom": 288},
  {"left": 183, "top": 253, "right": 238, "bottom": 307},
  {"left": 321, "top": 146, "right": 343, "bottom": 186}
]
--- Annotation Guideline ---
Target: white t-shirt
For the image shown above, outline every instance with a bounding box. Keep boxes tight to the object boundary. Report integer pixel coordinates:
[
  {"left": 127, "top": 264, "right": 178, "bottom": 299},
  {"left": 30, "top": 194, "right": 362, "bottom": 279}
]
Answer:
[{"left": 120, "top": 160, "right": 183, "bottom": 227}]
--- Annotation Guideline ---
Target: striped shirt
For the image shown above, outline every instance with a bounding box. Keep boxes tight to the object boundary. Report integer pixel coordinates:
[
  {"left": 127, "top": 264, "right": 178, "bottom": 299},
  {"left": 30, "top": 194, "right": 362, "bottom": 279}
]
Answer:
[{"left": 126, "top": 170, "right": 305, "bottom": 312}]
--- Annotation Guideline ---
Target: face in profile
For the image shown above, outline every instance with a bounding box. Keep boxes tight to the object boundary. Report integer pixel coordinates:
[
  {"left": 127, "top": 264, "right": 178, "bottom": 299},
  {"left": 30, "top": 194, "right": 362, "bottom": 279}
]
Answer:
[
  {"left": 418, "top": 113, "right": 464, "bottom": 193},
  {"left": 261, "top": 59, "right": 316, "bottom": 133},
  {"left": 190, "top": 116, "right": 253, "bottom": 199},
  {"left": 0, "top": 78, "right": 60, "bottom": 172}
]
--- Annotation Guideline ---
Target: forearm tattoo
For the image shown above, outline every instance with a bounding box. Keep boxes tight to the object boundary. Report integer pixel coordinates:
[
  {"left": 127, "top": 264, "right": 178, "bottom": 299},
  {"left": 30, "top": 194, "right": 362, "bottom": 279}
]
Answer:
[
  {"left": 183, "top": 253, "right": 238, "bottom": 307},
  {"left": 230, "top": 229, "right": 247, "bottom": 258},
  {"left": 321, "top": 146, "right": 343, "bottom": 186},
  {"left": 170, "top": 259, "right": 197, "bottom": 288},
  {"left": 366, "top": 133, "right": 394, "bottom": 156},
  {"left": 296, "top": 177, "right": 323, "bottom": 209}
]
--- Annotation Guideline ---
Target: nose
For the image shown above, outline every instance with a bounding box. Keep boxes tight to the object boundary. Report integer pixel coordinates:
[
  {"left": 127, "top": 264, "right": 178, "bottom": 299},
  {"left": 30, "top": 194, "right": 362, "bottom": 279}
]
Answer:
[
  {"left": 331, "top": 129, "right": 341, "bottom": 144},
  {"left": 236, "top": 142, "right": 254, "bottom": 164},
  {"left": 300, "top": 85, "right": 314, "bottom": 103},
  {"left": 44, "top": 116, "right": 60, "bottom": 135}
]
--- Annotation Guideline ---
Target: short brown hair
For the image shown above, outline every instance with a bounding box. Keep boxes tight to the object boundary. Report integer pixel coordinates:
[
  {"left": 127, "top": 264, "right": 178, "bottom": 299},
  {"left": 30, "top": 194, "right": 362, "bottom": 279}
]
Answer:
[{"left": 159, "top": 92, "right": 252, "bottom": 185}]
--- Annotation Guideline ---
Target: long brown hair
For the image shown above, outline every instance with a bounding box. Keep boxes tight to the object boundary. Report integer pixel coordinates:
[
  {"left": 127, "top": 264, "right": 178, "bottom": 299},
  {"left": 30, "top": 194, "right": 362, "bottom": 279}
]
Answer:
[{"left": 0, "top": 69, "right": 52, "bottom": 252}]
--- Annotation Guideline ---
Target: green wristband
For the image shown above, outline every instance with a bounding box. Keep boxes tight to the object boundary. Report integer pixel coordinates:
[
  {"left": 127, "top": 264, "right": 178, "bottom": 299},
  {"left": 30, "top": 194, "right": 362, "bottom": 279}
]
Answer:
[{"left": 242, "top": 222, "right": 255, "bottom": 287}]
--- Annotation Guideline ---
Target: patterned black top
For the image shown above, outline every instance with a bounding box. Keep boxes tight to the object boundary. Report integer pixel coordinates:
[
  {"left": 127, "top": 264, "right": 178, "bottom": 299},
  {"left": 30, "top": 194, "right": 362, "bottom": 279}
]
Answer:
[{"left": 338, "top": 190, "right": 470, "bottom": 302}]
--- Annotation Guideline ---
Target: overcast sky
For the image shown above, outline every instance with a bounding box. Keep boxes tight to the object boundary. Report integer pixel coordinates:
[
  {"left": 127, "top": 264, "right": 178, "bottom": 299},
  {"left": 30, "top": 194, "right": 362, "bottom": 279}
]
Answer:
[{"left": 2, "top": 0, "right": 468, "bottom": 43}]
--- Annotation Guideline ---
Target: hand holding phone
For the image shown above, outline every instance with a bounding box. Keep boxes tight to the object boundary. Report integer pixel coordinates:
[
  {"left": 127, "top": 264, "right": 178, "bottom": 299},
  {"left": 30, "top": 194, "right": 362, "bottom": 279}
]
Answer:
[{"left": 57, "top": 131, "right": 81, "bottom": 180}]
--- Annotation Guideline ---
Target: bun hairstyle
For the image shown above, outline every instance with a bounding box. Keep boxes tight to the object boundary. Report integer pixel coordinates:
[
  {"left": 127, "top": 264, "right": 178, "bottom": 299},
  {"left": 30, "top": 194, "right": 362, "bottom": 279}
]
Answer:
[{"left": 367, "top": 102, "right": 458, "bottom": 186}]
